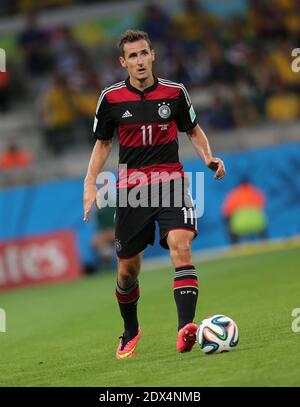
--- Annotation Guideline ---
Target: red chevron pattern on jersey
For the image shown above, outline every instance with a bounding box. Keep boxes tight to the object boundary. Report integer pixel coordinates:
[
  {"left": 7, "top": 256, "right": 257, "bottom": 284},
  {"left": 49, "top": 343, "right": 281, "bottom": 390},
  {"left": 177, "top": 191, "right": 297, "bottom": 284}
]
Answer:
[
  {"left": 93, "top": 77, "right": 197, "bottom": 188},
  {"left": 118, "top": 121, "right": 178, "bottom": 147},
  {"left": 105, "top": 82, "right": 181, "bottom": 104}
]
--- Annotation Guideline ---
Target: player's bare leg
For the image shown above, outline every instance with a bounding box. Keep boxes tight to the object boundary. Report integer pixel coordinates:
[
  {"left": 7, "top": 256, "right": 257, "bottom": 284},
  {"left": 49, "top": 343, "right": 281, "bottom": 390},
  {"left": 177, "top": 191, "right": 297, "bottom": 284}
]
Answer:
[
  {"left": 115, "top": 253, "right": 143, "bottom": 359},
  {"left": 117, "top": 253, "right": 142, "bottom": 289},
  {"left": 167, "top": 230, "right": 198, "bottom": 352},
  {"left": 167, "top": 229, "right": 194, "bottom": 267}
]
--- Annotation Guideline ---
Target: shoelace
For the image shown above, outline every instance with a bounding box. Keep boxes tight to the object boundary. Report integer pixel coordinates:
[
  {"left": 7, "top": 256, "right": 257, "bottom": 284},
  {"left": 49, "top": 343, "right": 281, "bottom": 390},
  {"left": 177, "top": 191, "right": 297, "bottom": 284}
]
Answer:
[
  {"left": 119, "top": 333, "right": 137, "bottom": 350},
  {"left": 185, "top": 331, "right": 196, "bottom": 343},
  {"left": 119, "top": 335, "right": 126, "bottom": 350}
]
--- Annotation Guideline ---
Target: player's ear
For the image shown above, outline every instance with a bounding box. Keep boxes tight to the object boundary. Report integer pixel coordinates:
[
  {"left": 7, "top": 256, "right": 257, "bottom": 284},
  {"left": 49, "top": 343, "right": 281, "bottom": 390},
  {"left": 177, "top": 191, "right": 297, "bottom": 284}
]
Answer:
[{"left": 119, "top": 56, "right": 127, "bottom": 69}]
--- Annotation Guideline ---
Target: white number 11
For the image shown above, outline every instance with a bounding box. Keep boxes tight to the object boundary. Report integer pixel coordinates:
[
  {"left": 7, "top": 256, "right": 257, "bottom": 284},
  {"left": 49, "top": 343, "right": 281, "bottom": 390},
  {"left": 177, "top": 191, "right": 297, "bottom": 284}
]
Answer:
[
  {"left": 141, "top": 125, "right": 153, "bottom": 145},
  {"left": 182, "top": 207, "right": 194, "bottom": 225}
]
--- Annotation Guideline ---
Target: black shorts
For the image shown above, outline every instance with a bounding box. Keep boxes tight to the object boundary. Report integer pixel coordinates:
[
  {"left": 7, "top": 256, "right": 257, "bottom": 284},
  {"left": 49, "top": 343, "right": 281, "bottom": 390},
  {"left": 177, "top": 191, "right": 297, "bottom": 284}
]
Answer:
[{"left": 114, "top": 179, "right": 198, "bottom": 258}]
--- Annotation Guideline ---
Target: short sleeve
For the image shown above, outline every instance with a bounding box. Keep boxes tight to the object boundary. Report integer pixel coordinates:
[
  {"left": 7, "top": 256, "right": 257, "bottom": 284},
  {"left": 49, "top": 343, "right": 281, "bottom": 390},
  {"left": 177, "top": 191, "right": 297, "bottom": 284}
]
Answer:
[
  {"left": 176, "top": 85, "right": 198, "bottom": 132},
  {"left": 93, "top": 93, "right": 116, "bottom": 140}
]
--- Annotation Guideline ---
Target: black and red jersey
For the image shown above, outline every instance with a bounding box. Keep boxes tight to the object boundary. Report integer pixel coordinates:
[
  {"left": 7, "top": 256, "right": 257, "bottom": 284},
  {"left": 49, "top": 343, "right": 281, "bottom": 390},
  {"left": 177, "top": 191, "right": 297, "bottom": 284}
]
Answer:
[{"left": 93, "top": 76, "right": 197, "bottom": 188}]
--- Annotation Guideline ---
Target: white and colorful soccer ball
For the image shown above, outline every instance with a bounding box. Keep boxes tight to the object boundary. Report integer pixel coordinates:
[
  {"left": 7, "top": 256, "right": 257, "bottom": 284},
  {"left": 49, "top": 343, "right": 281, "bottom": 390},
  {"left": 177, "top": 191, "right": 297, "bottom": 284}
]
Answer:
[{"left": 196, "top": 314, "right": 239, "bottom": 354}]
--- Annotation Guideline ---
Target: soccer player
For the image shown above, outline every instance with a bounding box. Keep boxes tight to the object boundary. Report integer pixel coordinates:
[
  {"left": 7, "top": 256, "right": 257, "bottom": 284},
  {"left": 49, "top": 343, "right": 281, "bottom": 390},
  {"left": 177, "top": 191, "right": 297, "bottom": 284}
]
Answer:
[{"left": 83, "top": 30, "right": 225, "bottom": 359}]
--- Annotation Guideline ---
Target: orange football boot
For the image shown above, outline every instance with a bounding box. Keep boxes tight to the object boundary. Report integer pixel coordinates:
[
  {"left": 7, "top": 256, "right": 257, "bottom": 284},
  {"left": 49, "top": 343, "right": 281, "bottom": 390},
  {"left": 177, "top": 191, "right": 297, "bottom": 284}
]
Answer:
[
  {"left": 116, "top": 328, "right": 142, "bottom": 360},
  {"left": 176, "top": 322, "right": 198, "bottom": 353}
]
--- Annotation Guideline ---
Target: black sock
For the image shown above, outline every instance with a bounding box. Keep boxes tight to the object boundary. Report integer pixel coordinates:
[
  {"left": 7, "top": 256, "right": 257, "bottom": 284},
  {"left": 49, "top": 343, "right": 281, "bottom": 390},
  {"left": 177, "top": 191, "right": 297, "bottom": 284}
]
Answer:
[
  {"left": 115, "top": 281, "right": 139, "bottom": 342},
  {"left": 173, "top": 264, "right": 198, "bottom": 331}
]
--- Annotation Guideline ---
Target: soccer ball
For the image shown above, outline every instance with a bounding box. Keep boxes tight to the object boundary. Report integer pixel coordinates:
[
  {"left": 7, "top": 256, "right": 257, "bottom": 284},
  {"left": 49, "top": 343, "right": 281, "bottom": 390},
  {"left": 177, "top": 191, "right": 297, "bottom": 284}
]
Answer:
[{"left": 196, "top": 314, "right": 239, "bottom": 354}]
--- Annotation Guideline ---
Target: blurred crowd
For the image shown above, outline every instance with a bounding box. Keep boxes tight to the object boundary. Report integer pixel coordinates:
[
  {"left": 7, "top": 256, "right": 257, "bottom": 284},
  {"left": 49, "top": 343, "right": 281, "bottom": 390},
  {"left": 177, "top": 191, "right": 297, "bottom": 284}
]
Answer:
[
  {"left": 142, "top": 0, "right": 300, "bottom": 130},
  {"left": 0, "top": 0, "right": 99, "bottom": 16},
  {"left": 1, "top": 0, "right": 300, "bottom": 165}
]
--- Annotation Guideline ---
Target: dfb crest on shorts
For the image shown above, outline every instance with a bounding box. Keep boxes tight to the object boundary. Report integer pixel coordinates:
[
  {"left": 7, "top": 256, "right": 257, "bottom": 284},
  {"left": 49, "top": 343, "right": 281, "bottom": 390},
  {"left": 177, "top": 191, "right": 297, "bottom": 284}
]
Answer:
[
  {"left": 115, "top": 239, "right": 122, "bottom": 252},
  {"left": 158, "top": 102, "right": 171, "bottom": 119}
]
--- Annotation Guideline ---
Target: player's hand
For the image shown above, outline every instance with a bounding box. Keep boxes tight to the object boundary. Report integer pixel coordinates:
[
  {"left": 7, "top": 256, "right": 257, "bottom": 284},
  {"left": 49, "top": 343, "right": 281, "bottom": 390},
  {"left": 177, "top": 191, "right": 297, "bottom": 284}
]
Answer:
[
  {"left": 206, "top": 157, "right": 226, "bottom": 180},
  {"left": 83, "top": 183, "right": 98, "bottom": 221}
]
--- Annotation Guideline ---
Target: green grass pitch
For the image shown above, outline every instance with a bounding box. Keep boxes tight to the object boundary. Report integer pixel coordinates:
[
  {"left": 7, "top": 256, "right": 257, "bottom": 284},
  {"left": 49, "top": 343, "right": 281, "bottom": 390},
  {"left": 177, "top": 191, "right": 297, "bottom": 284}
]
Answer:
[{"left": 0, "top": 246, "right": 300, "bottom": 387}]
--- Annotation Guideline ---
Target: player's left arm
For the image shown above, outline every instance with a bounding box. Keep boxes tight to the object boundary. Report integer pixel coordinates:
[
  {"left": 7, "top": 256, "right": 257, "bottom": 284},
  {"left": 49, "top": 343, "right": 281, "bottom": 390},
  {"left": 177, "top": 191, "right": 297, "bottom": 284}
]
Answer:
[{"left": 187, "top": 124, "right": 226, "bottom": 180}]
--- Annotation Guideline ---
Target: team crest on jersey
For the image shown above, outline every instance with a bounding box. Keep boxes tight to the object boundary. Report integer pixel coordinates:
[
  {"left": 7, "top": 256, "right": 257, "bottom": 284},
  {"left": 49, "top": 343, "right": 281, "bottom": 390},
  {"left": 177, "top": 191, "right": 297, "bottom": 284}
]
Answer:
[
  {"left": 158, "top": 103, "right": 171, "bottom": 119},
  {"left": 115, "top": 239, "right": 122, "bottom": 252}
]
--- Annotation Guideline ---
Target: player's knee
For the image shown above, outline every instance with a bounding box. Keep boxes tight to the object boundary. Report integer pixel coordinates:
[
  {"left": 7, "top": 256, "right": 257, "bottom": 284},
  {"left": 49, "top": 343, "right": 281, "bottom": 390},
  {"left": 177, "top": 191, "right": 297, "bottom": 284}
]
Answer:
[
  {"left": 118, "top": 261, "right": 139, "bottom": 287},
  {"left": 170, "top": 240, "right": 192, "bottom": 258}
]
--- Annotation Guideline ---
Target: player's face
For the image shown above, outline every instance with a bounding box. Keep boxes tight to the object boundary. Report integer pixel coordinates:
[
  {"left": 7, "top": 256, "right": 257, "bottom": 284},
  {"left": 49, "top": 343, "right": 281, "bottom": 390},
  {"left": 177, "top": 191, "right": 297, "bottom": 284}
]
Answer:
[{"left": 119, "top": 39, "right": 155, "bottom": 82}]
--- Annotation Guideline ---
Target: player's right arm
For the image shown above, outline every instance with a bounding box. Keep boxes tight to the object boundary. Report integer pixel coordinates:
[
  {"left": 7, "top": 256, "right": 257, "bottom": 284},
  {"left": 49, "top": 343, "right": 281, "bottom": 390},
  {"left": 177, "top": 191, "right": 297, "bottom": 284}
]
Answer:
[
  {"left": 83, "top": 91, "right": 116, "bottom": 221},
  {"left": 83, "top": 140, "right": 112, "bottom": 221}
]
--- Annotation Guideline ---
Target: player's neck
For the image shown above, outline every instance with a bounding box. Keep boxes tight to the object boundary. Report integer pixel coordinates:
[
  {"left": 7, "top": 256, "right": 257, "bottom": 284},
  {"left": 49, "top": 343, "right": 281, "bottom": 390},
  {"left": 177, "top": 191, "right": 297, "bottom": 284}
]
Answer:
[{"left": 129, "top": 75, "right": 155, "bottom": 92}]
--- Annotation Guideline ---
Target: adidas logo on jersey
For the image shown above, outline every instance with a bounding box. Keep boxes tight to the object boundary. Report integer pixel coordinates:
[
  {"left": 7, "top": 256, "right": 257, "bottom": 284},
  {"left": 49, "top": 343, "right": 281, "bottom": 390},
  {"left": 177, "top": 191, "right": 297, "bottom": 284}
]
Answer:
[{"left": 122, "top": 110, "right": 133, "bottom": 118}]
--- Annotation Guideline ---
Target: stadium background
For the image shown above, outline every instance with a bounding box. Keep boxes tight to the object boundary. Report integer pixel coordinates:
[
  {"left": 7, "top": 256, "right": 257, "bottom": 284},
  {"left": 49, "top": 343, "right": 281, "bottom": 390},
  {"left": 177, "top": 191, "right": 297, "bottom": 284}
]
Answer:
[{"left": 0, "top": 0, "right": 300, "bottom": 387}]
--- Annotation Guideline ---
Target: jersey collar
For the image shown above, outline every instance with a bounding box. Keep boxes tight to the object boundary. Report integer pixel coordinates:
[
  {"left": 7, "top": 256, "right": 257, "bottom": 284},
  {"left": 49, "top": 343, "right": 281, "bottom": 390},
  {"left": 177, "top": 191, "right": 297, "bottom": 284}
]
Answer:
[{"left": 125, "top": 76, "right": 158, "bottom": 96}]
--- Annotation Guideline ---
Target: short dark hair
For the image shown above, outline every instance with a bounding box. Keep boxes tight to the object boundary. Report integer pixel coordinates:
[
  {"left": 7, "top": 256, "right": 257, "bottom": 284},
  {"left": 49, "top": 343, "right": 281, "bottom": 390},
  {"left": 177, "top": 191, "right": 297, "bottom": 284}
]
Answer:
[{"left": 118, "top": 29, "right": 152, "bottom": 55}]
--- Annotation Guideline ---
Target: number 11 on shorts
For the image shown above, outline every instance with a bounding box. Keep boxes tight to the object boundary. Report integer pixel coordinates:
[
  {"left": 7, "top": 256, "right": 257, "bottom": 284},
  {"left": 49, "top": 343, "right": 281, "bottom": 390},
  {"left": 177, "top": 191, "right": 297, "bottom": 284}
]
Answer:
[{"left": 182, "top": 207, "right": 194, "bottom": 225}]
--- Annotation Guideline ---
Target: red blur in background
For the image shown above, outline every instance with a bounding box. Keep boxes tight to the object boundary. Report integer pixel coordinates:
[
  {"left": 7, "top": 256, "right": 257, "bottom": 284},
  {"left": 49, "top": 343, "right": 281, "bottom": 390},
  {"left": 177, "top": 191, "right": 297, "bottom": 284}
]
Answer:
[{"left": 0, "top": 230, "right": 81, "bottom": 291}]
